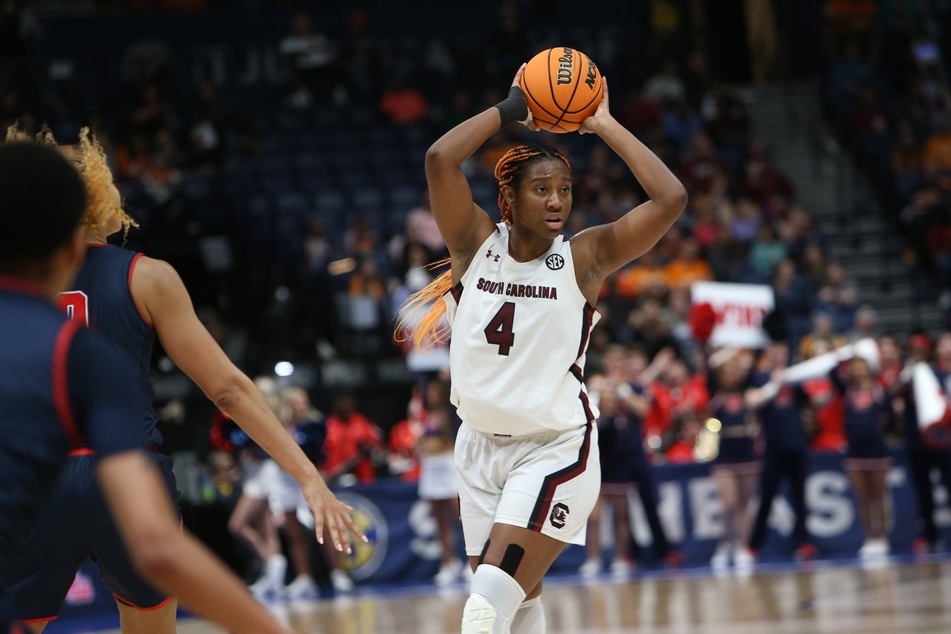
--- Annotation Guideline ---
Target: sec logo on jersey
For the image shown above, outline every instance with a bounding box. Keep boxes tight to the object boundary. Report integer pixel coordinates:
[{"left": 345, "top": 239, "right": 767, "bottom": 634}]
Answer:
[{"left": 546, "top": 254, "right": 564, "bottom": 270}]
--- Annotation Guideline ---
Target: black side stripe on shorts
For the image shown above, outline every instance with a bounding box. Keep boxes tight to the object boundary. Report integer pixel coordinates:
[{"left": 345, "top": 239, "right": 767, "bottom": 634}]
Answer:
[{"left": 528, "top": 420, "right": 593, "bottom": 532}]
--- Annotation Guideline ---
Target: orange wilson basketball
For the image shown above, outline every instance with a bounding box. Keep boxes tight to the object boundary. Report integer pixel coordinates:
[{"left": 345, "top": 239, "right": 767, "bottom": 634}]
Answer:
[{"left": 519, "top": 47, "right": 603, "bottom": 133}]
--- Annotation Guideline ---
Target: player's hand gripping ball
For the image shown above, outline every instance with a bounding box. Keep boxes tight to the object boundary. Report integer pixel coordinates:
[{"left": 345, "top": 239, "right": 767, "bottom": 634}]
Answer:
[{"left": 519, "top": 47, "right": 603, "bottom": 133}]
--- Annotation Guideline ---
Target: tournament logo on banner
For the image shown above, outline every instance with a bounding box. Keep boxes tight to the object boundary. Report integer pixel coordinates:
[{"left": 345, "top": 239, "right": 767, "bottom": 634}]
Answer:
[
  {"left": 691, "top": 281, "right": 774, "bottom": 348},
  {"left": 334, "top": 492, "right": 388, "bottom": 581}
]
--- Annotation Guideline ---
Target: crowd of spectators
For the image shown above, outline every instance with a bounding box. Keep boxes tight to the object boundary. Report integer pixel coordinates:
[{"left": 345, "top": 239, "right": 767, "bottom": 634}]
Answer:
[
  {"left": 820, "top": 0, "right": 951, "bottom": 308},
  {"left": 0, "top": 0, "right": 894, "bottom": 462},
  {"left": 4, "top": 0, "right": 950, "bottom": 586}
]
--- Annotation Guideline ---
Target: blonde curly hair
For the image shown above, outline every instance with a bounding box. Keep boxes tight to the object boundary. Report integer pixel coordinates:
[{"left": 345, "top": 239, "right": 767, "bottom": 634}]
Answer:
[{"left": 5, "top": 124, "right": 137, "bottom": 238}]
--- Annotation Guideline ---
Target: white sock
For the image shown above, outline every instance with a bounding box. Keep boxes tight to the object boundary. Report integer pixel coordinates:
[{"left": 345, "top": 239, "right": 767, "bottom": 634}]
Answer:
[
  {"left": 266, "top": 553, "right": 287, "bottom": 588},
  {"left": 511, "top": 597, "right": 545, "bottom": 634},
  {"left": 462, "top": 564, "right": 526, "bottom": 634}
]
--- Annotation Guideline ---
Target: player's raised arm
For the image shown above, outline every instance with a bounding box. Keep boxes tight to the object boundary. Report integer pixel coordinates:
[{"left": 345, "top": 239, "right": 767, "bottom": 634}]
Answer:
[
  {"left": 96, "top": 452, "right": 289, "bottom": 634},
  {"left": 571, "top": 78, "right": 688, "bottom": 283},
  {"left": 132, "top": 256, "right": 365, "bottom": 552},
  {"left": 425, "top": 66, "right": 534, "bottom": 275}
]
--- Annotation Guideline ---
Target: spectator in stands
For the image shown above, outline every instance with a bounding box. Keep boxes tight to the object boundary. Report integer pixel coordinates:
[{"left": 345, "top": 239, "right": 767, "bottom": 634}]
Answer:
[
  {"left": 665, "top": 235, "right": 714, "bottom": 290},
  {"left": 644, "top": 352, "right": 709, "bottom": 448},
  {"left": 748, "top": 223, "right": 787, "bottom": 280},
  {"left": 825, "top": 37, "right": 875, "bottom": 112},
  {"left": 614, "top": 248, "right": 669, "bottom": 301},
  {"left": 280, "top": 12, "right": 338, "bottom": 106},
  {"left": 642, "top": 58, "right": 685, "bottom": 106},
  {"left": 924, "top": 118, "right": 951, "bottom": 177},
  {"left": 128, "top": 83, "right": 177, "bottom": 140},
  {"left": 339, "top": 10, "right": 381, "bottom": 106},
  {"left": 728, "top": 197, "right": 762, "bottom": 245},
  {"left": 380, "top": 77, "right": 429, "bottom": 125},
  {"left": 387, "top": 389, "right": 424, "bottom": 482},
  {"left": 890, "top": 119, "right": 926, "bottom": 202},
  {"left": 344, "top": 214, "right": 378, "bottom": 257},
  {"left": 665, "top": 411, "right": 703, "bottom": 463},
  {"left": 323, "top": 392, "right": 383, "bottom": 485},
  {"left": 926, "top": 205, "right": 951, "bottom": 305},
  {"left": 816, "top": 262, "right": 859, "bottom": 333},
  {"left": 848, "top": 84, "right": 892, "bottom": 155},
  {"left": 680, "top": 131, "right": 728, "bottom": 195},
  {"left": 850, "top": 305, "right": 878, "bottom": 341},
  {"left": 345, "top": 256, "right": 387, "bottom": 335},
  {"left": 740, "top": 143, "right": 796, "bottom": 210},
  {"left": 405, "top": 190, "right": 446, "bottom": 257},
  {"left": 619, "top": 297, "right": 678, "bottom": 358},
  {"left": 487, "top": 2, "right": 531, "bottom": 84}
]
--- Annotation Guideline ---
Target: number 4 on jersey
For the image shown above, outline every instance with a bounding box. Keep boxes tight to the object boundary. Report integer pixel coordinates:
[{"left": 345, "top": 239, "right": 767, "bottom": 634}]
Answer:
[
  {"left": 484, "top": 301, "right": 516, "bottom": 355},
  {"left": 57, "top": 291, "right": 90, "bottom": 326}
]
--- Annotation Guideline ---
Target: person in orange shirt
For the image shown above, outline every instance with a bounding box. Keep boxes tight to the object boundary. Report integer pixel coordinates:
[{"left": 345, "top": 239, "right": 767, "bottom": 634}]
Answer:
[
  {"left": 388, "top": 391, "right": 425, "bottom": 482},
  {"left": 380, "top": 78, "right": 429, "bottom": 124},
  {"left": 323, "top": 393, "right": 383, "bottom": 484},
  {"left": 664, "top": 236, "right": 713, "bottom": 290},
  {"left": 644, "top": 354, "right": 709, "bottom": 446},
  {"left": 924, "top": 119, "right": 951, "bottom": 176},
  {"left": 614, "top": 249, "right": 670, "bottom": 300}
]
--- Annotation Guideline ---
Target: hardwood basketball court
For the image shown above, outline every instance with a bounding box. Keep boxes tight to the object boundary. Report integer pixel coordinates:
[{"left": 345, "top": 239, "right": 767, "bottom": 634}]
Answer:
[{"left": 55, "top": 557, "right": 951, "bottom": 633}]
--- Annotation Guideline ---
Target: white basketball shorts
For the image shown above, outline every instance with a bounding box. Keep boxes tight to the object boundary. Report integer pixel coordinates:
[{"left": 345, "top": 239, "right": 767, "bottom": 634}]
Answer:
[
  {"left": 454, "top": 422, "right": 600, "bottom": 556},
  {"left": 418, "top": 451, "right": 459, "bottom": 501},
  {"left": 242, "top": 458, "right": 304, "bottom": 515}
]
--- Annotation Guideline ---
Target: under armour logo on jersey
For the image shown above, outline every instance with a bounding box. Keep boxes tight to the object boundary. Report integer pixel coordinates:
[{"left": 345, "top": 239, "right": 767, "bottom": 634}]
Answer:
[
  {"left": 546, "top": 254, "right": 565, "bottom": 270},
  {"left": 486, "top": 249, "right": 500, "bottom": 262},
  {"left": 550, "top": 502, "right": 569, "bottom": 529}
]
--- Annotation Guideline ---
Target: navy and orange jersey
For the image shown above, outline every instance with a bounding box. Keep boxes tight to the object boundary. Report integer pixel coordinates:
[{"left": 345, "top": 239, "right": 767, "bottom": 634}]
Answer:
[
  {"left": 749, "top": 371, "right": 809, "bottom": 452},
  {"left": 830, "top": 369, "right": 892, "bottom": 456},
  {"left": 0, "top": 278, "right": 146, "bottom": 623},
  {"left": 56, "top": 244, "right": 162, "bottom": 448},
  {"left": 706, "top": 385, "right": 749, "bottom": 431}
]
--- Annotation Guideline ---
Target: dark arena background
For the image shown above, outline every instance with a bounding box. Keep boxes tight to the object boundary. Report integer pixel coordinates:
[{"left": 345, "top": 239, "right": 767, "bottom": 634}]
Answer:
[{"left": 4, "top": 0, "right": 951, "bottom": 632}]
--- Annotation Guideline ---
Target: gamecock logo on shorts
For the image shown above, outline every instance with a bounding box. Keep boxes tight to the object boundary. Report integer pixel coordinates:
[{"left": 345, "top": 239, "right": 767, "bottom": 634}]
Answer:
[
  {"left": 549, "top": 502, "right": 569, "bottom": 529},
  {"left": 546, "top": 254, "right": 565, "bottom": 270}
]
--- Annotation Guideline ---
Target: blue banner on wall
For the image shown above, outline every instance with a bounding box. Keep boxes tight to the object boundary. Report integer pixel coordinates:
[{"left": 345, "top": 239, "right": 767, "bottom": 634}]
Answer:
[{"left": 57, "top": 450, "right": 950, "bottom": 619}]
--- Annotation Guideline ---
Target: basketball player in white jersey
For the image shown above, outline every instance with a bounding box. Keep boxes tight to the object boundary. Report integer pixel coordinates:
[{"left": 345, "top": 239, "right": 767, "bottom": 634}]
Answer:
[{"left": 399, "top": 65, "right": 687, "bottom": 633}]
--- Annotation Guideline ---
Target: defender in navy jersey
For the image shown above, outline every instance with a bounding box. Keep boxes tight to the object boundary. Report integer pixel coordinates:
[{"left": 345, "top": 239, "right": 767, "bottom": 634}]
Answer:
[
  {"left": 0, "top": 141, "right": 288, "bottom": 634},
  {"left": 2, "top": 127, "right": 362, "bottom": 633},
  {"left": 398, "top": 66, "right": 686, "bottom": 633}
]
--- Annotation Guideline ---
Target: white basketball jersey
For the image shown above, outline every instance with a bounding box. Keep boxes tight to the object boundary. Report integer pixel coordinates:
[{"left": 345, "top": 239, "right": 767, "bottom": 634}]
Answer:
[{"left": 444, "top": 223, "right": 600, "bottom": 437}]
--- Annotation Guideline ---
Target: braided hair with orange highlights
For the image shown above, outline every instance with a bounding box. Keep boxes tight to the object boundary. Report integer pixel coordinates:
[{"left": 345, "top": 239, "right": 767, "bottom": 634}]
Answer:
[
  {"left": 495, "top": 144, "right": 570, "bottom": 224},
  {"left": 396, "top": 144, "right": 571, "bottom": 351}
]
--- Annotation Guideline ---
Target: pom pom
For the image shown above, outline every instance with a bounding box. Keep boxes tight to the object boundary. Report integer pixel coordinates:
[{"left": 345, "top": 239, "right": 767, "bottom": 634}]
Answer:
[{"left": 690, "top": 302, "right": 717, "bottom": 343}]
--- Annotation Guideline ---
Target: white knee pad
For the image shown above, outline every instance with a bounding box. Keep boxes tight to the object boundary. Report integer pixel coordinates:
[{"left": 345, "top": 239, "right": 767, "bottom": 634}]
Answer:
[
  {"left": 461, "top": 565, "right": 526, "bottom": 634},
  {"left": 511, "top": 596, "right": 545, "bottom": 634}
]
